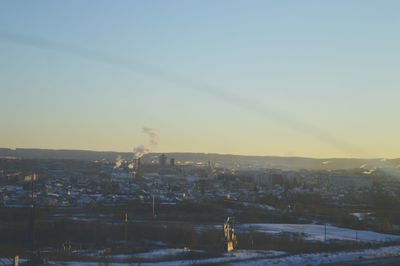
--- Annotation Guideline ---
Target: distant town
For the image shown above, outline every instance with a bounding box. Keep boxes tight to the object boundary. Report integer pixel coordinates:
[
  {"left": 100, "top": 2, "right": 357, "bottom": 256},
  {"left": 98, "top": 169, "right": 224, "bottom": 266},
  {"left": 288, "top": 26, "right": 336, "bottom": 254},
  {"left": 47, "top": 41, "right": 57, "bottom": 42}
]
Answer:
[{"left": 1, "top": 149, "right": 400, "bottom": 265}]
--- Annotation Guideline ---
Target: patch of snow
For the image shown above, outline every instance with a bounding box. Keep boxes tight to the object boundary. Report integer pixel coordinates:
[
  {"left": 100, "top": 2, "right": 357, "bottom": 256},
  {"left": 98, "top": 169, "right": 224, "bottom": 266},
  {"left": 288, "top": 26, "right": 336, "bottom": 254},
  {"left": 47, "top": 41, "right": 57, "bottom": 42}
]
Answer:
[
  {"left": 49, "top": 245, "right": 400, "bottom": 265},
  {"left": 140, "top": 250, "right": 284, "bottom": 265},
  {"left": 55, "top": 249, "right": 285, "bottom": 266},
  {"left": 134, "top": 248, "right": 189, "bottom": 259},
  {"left": 229, "top": 245, "right": 400, "bottom": 266},
  {"left": 238, "top": 223, "right": 400, "bottom": 243},
  {"left": 241, "top": 202, "right": 276, "bottom": 211},
  {"left": 352, "top": 212, "right": 372, "bottom": 221}
]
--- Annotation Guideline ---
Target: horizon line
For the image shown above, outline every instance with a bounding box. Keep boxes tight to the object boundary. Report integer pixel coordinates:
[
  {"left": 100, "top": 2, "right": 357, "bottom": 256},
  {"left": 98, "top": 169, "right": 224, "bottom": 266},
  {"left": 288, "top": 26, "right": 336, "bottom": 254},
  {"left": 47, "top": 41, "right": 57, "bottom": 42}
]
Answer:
[{"left": 0, "top": 147, "right": 395, "bottom": 160}]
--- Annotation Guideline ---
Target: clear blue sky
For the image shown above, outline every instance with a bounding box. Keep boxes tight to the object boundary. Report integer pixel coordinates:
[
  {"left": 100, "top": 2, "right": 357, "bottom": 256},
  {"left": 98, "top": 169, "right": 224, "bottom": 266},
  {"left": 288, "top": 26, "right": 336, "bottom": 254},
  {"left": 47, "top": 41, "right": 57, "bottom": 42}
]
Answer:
[{"left": 1, "top": 1, "right": 399, "bottom": 158}]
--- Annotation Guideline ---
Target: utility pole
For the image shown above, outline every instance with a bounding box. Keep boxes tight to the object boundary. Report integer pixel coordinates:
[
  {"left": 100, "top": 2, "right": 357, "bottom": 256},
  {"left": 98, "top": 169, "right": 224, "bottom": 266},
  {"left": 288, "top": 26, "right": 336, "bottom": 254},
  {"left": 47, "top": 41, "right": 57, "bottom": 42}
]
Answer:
[
  {"left": 356, "top": 231, "right": 358, "bottom": 244},
  {"left": 152, "top": 194, "right": 155, "bottom": 218},
  {"left": 124, "top": 212, "right": 128, "bottom": 241},
  {"left": 30, "top": 173, "right": 36, "bottom": 261},
  {"left": 324, "top": 223, "right": 327, "bottom": 243}
]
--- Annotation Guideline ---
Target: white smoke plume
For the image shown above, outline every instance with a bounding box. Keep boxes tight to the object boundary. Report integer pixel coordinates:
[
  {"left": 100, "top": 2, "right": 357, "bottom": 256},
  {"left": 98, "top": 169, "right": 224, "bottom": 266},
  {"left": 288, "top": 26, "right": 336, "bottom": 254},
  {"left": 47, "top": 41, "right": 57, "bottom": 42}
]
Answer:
[
  {"left": 143, "top": 127, "right": 159, "bottom": 146},
  {"left": 363, "top": 168, "right": 376, "bottom": 175},
  {"left": 114, "top": 155, "right": 123, "bottom": 169},
  {"left": 133, "top": 127, "right": 159, "bottom": 159},
  {"left": 133, "top": 145, "right": 150, "bottom": 159}
]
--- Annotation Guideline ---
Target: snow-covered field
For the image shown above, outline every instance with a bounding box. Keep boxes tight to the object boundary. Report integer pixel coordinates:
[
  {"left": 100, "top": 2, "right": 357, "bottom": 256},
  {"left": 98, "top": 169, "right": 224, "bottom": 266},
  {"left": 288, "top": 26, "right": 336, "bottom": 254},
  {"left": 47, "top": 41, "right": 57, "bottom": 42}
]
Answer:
[
  {"left": 238, "top": 223, "right": 400, "bottom": 243},
  {"left": 48, "top": 245, "right": 400, "bottom": 265},
  {"left": 52, "top": 249, "right": 285, "bottom": 265},
  {"left": 193, "top": 222, "right": 400, "bottom": 244},
  {"left": 133, "top": 248, "right": 192, "bottom": 259},
  {"left": 6, "top": 245, "right": 400, "bottom": 265},
  {"left": 229, "top": 245, "right": 400, "bottom": 265},
  {"left": 5, "top": 224, "right": 400, "bottom": 265},
  {"left": 137, "top": 250, "right": 285, "bottom": 266}
]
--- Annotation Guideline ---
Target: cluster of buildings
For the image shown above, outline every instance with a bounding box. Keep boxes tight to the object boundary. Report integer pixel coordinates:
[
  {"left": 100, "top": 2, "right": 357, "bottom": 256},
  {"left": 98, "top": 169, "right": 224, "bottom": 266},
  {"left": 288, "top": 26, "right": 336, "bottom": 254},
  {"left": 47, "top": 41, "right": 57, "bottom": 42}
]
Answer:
[{"left": 0, "top": 157, "right": 399, "bottom": 211}]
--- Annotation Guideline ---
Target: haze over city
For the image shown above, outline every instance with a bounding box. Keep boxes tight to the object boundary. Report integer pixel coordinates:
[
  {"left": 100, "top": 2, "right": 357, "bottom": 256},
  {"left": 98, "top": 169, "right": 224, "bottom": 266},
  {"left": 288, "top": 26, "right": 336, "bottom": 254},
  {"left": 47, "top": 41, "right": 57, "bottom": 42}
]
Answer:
[{"left": 1, "top": 1, "right": 400, "bottom": 158}]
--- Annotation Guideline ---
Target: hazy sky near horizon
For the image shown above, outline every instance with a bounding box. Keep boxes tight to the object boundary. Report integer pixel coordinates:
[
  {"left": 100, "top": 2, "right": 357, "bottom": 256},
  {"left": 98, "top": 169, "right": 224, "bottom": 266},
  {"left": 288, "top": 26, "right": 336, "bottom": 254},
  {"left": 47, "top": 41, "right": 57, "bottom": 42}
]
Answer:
[{"left": 1, "top": 1, "right": 399, "bottom": 158}]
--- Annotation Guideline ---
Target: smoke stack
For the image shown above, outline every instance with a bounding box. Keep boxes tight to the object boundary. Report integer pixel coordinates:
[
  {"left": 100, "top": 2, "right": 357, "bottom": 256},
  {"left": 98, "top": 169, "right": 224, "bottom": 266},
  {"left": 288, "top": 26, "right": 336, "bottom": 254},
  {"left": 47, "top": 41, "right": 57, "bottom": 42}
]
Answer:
[
  {"left": 131, "top": 127, "right": 159, "bottom": 177},
  {"left": 133, "top": 158, "right": 142, "bottom": 178}
]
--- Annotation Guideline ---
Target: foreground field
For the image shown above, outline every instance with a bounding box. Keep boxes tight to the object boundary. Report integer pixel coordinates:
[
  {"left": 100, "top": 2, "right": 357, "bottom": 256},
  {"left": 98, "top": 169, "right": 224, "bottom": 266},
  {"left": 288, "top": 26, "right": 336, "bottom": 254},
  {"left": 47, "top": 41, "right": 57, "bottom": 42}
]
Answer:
[{"left": 3, "top": 245, "right": 398, "bottom": 265}]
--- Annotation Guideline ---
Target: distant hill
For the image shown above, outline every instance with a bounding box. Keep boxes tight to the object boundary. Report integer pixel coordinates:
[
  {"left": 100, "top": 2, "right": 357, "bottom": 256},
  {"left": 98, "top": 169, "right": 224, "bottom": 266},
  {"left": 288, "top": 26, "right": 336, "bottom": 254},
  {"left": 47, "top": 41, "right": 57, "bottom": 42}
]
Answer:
[
  {"left": 0, "top": 148, "right": 128, "bottom": 161},
  {"left": 0, "top": 148, "right": 399, "bottom": 171}
]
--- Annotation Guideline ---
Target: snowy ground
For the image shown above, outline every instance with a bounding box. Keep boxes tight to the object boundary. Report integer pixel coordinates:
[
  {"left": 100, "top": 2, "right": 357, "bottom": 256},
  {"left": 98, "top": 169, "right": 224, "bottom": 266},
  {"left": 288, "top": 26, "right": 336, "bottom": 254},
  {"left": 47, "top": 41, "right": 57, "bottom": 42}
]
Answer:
[
  {"left": 351, "top": 212, "right": 372, "bottom": 221},
  {"left": 193, "top": 222, "right": 400, "bottom": 244},
  {"left": 133, "top": 248, "right": 193, "bottom": 259},
  {"left": 239, "top": 202, "right": 276, "bottom": 211},
  {"left": 229, "top": 245, "right": 400, "bottom": 265},
  {"left": 52, "top": 249, "right": 285, "bottom": 265},
  {"left": 238, "top": 223, "right": 400, "bottom": 243},
  {"left": 0, "top": 258, "right": 27, "bottom": 265},
  {"left": 4, "top": 224, "right": 400, "bottom": 265},
  {"left": 5, "top": 245, "right": 400, "bottom": 265},
  {"left": 72, "top": 248, "right": 201, "bottom": 262},
  {"left": 48, "top": 246, "right": 400, "bottom": 265}
]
